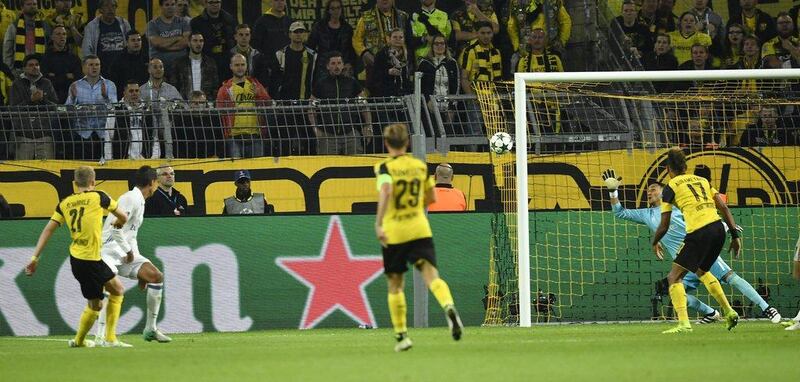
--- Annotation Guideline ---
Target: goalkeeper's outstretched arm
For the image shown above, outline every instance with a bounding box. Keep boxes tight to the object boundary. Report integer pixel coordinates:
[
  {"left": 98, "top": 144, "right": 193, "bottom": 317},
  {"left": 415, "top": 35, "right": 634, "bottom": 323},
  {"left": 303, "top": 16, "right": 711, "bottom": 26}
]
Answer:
[{"left": 602, "top": 168, "right": 647, "bottom": 224}]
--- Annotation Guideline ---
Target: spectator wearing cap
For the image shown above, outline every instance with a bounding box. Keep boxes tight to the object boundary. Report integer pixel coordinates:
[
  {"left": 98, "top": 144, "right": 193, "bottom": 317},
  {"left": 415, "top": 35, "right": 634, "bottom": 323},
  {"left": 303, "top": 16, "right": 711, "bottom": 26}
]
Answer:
[
  {"left": 9, "top": 53, "right": 58, "bottom": 160},
  {"left": 268, "top": 21, "right": 316, "bottom": 156},
  {"left": 222, "top": 170, "right": 275, "bottom": 215},
  {"left": 427, "top": 163, "right": 467, "bottom": 212},
  {"left": 270, "top": 22, "right": 316, "bottom": 100}
]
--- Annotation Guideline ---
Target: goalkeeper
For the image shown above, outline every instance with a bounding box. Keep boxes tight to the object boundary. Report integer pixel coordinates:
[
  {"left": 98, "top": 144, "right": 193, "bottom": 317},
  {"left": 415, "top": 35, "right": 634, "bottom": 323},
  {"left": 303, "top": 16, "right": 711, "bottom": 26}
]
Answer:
[{"left": 602, "top": 168, "right": 782, "bottom": 324}]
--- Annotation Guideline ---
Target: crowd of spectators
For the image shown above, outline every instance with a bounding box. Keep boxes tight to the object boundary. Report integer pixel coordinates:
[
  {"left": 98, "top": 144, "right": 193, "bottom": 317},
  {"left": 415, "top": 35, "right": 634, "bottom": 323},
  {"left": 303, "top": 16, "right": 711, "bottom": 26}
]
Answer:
[
  {"left": 0, "top": 0, "right": 797, "bottom": 162},
  {"left": 613, "top": 0, "right": 800, "bottom": 148}
]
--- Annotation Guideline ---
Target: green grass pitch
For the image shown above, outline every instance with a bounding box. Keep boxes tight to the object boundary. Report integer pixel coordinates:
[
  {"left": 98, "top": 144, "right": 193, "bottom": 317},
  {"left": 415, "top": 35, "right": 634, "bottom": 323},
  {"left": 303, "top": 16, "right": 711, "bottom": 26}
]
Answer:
[{"left": 1, "top": 322, "right": 796, "bottom": 381}]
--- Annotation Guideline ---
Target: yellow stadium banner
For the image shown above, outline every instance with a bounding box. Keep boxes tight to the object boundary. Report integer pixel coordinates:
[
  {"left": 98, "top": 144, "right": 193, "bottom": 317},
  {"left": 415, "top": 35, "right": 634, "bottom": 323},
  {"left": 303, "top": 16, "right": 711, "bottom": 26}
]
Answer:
[{"left": 1, "top": 148, "right": 798, "bottom": 218}]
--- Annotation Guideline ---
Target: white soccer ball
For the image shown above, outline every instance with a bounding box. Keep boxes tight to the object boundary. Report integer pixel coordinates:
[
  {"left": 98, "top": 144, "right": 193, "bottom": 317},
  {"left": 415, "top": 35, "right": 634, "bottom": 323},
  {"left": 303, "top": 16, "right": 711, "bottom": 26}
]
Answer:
[{"left": 489, "top": 132, "right": 513, "bottom": 154}]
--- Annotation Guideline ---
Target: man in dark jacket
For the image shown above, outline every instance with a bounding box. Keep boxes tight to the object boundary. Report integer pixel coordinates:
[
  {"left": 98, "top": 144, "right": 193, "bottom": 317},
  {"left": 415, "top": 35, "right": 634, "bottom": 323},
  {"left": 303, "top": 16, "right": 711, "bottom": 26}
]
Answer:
[
  {"left": 169, "top": 32, "right": 219, "bottom": 101},
  {"left": 171, "top": 90, "right": 223, "bottom": 158},
  {"left": 109, "top": 31, "right": 150, "bottom": 99},
  {"left": 252, "top": 0, "right": 292, "bottom": 57},
  {"left": 190, "top": 0, "right": 236, "bottom": 82},
  {"left": 9, "top": 54, "right": 59, "bottom": 160},
  {"left": 740, "top": 106, "right": 796, "bottom": 147},
  {"left": 727, "top": 0, "right": 776, "bottom": 43},
  {"left": 643, "top": 33, "right": 678, "bottom": 92},
  {"left": 309, "top": 52, "right": 372, "bottom": 155},
  {"left": 40, "top": 25, "right": 82, "bottom": 103},
  {"left": 145, "top": 165, "right": 190, "bottom": 216}
]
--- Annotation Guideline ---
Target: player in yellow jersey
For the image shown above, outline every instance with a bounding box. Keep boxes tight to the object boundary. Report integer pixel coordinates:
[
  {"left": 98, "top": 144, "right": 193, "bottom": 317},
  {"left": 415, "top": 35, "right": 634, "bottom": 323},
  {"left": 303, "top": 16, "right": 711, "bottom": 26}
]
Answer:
[
  {"left": 25, "top": 166, "right": 131, "bottom": 348},
  {"left": 652, "top": 148, "right": 741, "bottom": 334},
  {"left": 374, "top": 123, "right": 463, "bottom": 352}
]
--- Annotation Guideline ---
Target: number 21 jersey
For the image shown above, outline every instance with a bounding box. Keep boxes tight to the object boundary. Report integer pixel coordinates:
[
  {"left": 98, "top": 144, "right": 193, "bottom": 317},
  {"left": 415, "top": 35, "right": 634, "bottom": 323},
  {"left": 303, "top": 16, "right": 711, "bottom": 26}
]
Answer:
[
  {"left": 374, "top": 155, "right": 435, "bottom": 244},
  {"left": 51, "top": 191, "right": 119, "bottom": 261}
]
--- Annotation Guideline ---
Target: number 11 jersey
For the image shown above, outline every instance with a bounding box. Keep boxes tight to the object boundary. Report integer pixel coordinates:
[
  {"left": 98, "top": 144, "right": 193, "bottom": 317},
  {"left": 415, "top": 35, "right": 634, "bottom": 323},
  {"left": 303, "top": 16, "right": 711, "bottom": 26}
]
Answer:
[
  {"left": 661, "top": 174, "right": 721, "bottom": 234},
  {"left": 374, "top": 154, "right": 435, "bottom": 245},
  {"left": 51, "top": 191, "right": 119, "bottom": 261}
]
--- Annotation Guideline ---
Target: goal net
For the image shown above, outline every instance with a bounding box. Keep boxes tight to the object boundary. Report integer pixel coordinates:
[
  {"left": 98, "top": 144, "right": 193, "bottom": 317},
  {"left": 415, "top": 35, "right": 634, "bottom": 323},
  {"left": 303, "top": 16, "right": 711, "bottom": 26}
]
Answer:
[{"left": 475, "top": 69, "right": 800, "bottom": 326}]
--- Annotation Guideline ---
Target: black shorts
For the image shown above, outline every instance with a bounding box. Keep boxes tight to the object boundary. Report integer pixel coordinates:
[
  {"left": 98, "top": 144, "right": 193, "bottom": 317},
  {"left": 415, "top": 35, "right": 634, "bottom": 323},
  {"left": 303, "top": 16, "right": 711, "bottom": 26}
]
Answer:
[
  {"left": 675, "top": 220, "right": 726, "bottom": 273},
  {"left": 70, "top": 256, "right": 115, "bottom": 300},
  {"left": 382, "top": 238, "right": 437, "bottom": 274}
]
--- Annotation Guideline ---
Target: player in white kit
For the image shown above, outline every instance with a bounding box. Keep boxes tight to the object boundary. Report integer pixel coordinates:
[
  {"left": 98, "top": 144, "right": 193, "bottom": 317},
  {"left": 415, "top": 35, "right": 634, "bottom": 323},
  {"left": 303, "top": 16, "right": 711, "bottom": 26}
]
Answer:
[{"left": 95, "top": 166, "right": 172, "bottom": 344}]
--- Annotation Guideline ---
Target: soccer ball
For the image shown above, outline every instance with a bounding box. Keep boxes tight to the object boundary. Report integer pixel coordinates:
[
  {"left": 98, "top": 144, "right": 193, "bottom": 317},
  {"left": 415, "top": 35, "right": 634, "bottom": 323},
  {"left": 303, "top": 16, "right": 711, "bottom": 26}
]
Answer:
[{"left": 489, "top": 132, "right": 513, "bottom": 154}]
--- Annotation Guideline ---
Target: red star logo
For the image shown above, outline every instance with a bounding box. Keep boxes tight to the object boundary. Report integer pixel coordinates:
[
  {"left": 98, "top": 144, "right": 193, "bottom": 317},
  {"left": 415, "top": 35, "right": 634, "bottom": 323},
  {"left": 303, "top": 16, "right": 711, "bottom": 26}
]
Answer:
[{"left": 275, "top": 216, "right": 384, "bottom": 329}]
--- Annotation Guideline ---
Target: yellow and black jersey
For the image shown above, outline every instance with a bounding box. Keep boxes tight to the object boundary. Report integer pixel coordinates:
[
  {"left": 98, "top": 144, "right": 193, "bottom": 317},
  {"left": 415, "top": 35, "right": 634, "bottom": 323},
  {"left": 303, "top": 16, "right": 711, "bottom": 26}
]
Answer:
[
  {"left": 761, "top": 36, "right": 800, "bottom": 63},
  {"left": 459, "top": 41, "right": 502, "bottom": 82},
  {"left": 661, "top": 174, "right": 720, "bottom": 233},
  {"left": 374, "top": 154, "right": 435, "bottom": 245},
  {"left": 667, "top": 31, "right": 712, "bottom": 65},
  {"left": 51, "top": 191, "right": 118, "bottom": 261},
  {"left": 516, "top": 51, "right": 564, "bottom": 73}
]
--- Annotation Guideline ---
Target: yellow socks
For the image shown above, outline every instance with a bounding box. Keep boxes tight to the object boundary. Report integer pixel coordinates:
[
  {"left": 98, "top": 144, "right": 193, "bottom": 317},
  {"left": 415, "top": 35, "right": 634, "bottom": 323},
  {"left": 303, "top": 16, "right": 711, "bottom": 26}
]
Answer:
[
  {"left": 700, "top": 273, "right": 733, "bottom": 314},
  {"left": 75, "top": 306, "right": 99, "bottom": 345},
  {"left": 429, "top": 278, "right": 454, "bottom": 308},
  {"left": 387, "top": 291, "right": 407, "bottom": 334},
  {"left": 105, "top": 294, "right": 124, "bottom": 343},
  {"left": 668, "top": 283, "right": 690, "bottom": 323}
]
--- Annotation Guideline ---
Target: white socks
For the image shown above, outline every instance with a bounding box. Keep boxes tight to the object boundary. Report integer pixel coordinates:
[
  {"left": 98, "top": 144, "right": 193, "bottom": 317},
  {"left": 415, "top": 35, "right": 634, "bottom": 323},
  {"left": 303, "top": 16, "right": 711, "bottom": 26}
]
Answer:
[
  {"left": 145, "top": 283, "right": 163, "bottom": 332},
  {"left": 95, "top": 293, "right": 109, "bottom": 340}
]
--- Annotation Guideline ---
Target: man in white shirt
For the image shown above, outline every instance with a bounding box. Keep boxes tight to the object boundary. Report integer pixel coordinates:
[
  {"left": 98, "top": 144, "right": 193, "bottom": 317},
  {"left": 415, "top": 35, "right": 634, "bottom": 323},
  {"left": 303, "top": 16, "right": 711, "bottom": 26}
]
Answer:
[
  {"left": 95, "top": 165, "right": 172, "bottom": 344},
  {"left": 169, "top": 31, "right": 219, "bottom": 101}
]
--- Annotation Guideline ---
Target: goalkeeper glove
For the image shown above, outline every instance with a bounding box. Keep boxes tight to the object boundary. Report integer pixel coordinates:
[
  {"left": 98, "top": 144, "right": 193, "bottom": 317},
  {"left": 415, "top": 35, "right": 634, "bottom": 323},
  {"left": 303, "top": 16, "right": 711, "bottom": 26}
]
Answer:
[{"left": 602, "top": 168, "right": 622, "bottom": 198}]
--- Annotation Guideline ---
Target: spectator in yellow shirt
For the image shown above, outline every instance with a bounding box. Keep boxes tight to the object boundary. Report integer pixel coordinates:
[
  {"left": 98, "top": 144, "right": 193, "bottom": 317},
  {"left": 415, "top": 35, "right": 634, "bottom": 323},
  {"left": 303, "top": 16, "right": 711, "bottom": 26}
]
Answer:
[
  {"left": 668, "top": 12, "right": 712, "bottom": 65},
  {"left": 507, "top": 0, "right": 571, "bottom": 52}
]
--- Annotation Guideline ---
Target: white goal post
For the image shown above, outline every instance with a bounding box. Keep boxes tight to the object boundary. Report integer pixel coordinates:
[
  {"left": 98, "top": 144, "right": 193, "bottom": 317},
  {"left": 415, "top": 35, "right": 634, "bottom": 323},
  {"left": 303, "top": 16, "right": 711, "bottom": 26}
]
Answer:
[{"left": 513, "top": 68, "right": 800, "bottom": 327}]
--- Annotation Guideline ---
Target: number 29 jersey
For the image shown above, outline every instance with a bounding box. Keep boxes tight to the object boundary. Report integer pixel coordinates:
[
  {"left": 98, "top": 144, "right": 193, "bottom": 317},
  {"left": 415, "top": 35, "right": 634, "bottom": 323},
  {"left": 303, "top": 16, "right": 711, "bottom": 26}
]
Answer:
[
  {"left": 374, "top": 155, "right": 435, "bottom": 245},
  {"left": 51, "top": 191, "right": 119, "bottom": 261},
  {"left": 661, "top": 174, "right": 720, "bottom": 234}
]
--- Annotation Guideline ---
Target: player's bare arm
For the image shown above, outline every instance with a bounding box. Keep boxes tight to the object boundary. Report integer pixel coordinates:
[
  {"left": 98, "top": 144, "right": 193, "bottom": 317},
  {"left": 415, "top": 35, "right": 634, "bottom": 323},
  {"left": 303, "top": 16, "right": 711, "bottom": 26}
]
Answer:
[
  {"left": 25, "top": 220, "right": 60, "bottom": 276},
  {"left": 375, "top": 182, "right": 392, "bottom": 247}
]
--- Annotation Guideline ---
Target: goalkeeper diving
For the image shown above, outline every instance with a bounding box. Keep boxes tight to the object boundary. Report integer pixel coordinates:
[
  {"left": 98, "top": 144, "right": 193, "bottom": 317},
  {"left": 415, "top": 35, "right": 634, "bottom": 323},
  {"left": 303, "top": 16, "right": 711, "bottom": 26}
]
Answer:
[{"left": 602, "top": 168, "right": 782, "bottom": 324}]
